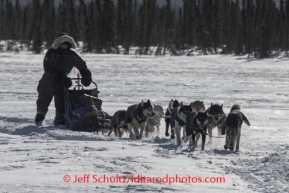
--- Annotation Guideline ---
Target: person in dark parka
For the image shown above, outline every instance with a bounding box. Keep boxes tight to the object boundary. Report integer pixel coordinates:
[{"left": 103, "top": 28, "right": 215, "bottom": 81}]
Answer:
[{"left": 35, "top": 33, "right": 92, "bottom": 126}]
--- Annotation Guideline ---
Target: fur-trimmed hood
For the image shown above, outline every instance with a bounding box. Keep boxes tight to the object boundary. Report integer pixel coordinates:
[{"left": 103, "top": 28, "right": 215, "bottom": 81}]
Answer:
[{"left": 52, "top": 35, "right": 77, "bottom": 49}]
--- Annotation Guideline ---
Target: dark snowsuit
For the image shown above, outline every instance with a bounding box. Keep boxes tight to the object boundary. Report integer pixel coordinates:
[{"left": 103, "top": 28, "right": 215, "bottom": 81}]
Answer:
[{"left": 36, "top": 48, "right": 90, "bottom": 117}]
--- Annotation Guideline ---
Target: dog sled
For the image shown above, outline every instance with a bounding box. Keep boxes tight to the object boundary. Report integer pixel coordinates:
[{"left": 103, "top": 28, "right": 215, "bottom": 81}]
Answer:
[{"left": 64, "top": 78, "right": 111, "bottom": 132}]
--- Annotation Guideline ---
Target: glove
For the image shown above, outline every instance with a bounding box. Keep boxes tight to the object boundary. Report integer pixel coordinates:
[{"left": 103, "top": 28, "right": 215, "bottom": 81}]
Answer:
[
  {"left": 54, "top": 71, "right": 66, "bottom": 82},
  {"left": 62, "top": 76, "right": 72, "bottom": 88},
  {"left": 80, "top": 69, "right": 92, "bottom": 87},
  {"left": 81, "top": 78, "right": 92, "bottom": 87}
]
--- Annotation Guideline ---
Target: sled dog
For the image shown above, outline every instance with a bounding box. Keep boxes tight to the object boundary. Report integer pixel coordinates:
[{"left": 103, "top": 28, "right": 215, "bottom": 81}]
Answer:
[
  {"left": 142, "top": 104, "right": 164, "bottom": 137},
  {"left": 186, "top": 100, "right": 206, "bottom": 143},
  {"left": 170, "top": 102, "right": 192, "bottom": 145},
  {"left": 107, "top": 110, "right": 127, "bottom": 137},
  {"left": 224, "top": 104, "right": 250, "bottom": 152},
  {"left": 164, "top": 99, "right": 180, "bottom": 138},
  {"left": 186, "top": 111, "right": 208, "bottom": 150},
  {"left": 206, "top": 103, "right": 226, "bottom": 140},
  {"left": 123, "top": 100, "right": 155, "bottom": 139},
  {"left": 189, "top": 100, "right": 206, "bottom": 112}
]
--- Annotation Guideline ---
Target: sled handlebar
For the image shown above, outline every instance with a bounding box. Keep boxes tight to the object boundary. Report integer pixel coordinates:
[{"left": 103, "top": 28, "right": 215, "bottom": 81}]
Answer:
[{"left": 70, "top": 78, "right": 98, "bottom": 90}]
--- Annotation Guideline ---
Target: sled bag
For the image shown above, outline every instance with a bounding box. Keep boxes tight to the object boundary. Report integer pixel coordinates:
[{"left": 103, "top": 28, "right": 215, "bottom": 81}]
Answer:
[
  {"left": 79, "top": 94, "right": 102, "bottom": 110},
  {"left": 72, "top": 105, "right": 100, "bottom": 118}
]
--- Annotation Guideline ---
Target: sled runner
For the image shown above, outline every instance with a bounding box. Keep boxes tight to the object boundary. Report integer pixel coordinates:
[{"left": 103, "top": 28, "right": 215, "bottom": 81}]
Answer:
[{"left": 64, "top": 78, "right": 111, "bottom": 132}]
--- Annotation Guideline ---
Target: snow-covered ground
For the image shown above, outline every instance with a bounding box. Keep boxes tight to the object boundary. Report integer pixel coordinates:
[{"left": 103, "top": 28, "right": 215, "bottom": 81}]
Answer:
[{"left": 0, "top": 51, "right": 288, "bottom": 193}]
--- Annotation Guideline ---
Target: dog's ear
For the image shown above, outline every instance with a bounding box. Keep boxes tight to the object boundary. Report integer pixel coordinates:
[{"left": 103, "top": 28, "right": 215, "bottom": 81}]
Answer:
[
  {"left": 189, "top": 102, "right": 193, "bottom": 108},
  {"left": 147, "top": 100, "right": 151, "bottom": 106},
  {"left": 141, "top": 100, "right": 144, "bottom": 107},
  {"left": 221, "top": 104, "right": 223, "bottom": 108},
  {"left": 180, "top": 102, "right": 183, "bottom": 107},
  {"left": 201, "top": 101, "right": 204, "bottom": 104},
  {"left": 211, "top": 102, "right": 213, "bottom": 106}
]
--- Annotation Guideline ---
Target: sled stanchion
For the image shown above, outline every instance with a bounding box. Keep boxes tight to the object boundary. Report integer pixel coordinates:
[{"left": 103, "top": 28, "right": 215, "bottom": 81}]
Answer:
[{"left": 77, "top": 72, "right": 80, "bottom": 90}]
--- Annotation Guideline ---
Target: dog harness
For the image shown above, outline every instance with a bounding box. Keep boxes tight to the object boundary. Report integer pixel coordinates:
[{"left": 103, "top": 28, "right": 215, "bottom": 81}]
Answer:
[
  {"left": 111, "top": 110, "right": 125, "bottom": 127},
  {"left": 186, "top": 112, "right": 207, "bottom": 135},
  {"left": 124, "top": 105, "right": 147, "bottom": 124}
]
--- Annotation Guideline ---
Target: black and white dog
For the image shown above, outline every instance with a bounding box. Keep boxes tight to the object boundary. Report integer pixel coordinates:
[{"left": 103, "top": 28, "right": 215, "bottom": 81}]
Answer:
[
  {"left": 223, "top": 104, "right": 250, "bottom": 152},
  {"left": 165, "top": 99, "right": 180, "bottom": 138},
  {"left": 170, "top": 102, "right": 193, "bottom": 145},
  {"left": 186, "top": 111, "right": 208, "bottom": 150},
  {"left": 206, "top": 103, "right": 226, "bottom": 141},
  {"left": 123, "top": 100, "right": 155, "bottom": 139},
  {"left": 107, "top": 110, "right": 127, "bottom": 137}
]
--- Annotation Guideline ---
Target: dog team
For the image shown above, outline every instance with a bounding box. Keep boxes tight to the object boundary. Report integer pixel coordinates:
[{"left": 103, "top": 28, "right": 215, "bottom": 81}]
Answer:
[{"left": 107, "top": 99, "right": 250, "bottom": 152}]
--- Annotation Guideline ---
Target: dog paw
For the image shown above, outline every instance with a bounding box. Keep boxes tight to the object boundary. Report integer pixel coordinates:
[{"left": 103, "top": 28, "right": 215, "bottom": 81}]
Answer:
[
  {"left": 136, "top": 135, "right": 142, "bottom": 139},
  {"left": 171, "top": 135, "right": 175, "bottom": 139},
  {"left": 229, "top": 147, "right": 234, "bottom": 151},
  {"left": 224, "top": 145, "right": 228, "bottom": 150},
  {"left": 165, "top": 133, "right": 170, "bottom": 137}
]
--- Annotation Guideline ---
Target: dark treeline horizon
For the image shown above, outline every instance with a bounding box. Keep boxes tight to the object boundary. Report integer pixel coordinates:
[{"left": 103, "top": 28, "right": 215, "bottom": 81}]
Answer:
[{"left": 1, "top": 0, "right": 289, "bottom": 58}]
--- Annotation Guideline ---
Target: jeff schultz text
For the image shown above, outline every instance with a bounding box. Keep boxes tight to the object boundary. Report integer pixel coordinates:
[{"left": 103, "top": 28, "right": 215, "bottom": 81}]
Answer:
[{"left": 66, "top": 174, "right": 226, "bottom": 185}]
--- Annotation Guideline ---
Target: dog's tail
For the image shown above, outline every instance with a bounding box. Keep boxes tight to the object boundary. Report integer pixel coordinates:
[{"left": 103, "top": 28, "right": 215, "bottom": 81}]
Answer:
[
  {"left": 241, "top": 113, "right": 250, "bottom": 126},
  {"left": 230, "top": 104, "right": 241, "bottom": 112}
]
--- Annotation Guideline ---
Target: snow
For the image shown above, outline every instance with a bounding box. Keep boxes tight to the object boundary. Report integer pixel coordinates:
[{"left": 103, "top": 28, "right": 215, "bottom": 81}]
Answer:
[{"left": 0, "top": 51, "right": 288, "bottom": 192}]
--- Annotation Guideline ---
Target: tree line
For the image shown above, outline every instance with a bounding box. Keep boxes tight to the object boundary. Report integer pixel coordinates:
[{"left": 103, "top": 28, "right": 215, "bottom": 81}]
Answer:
[{"left": 0, "top": 0, "right": 289, "bottom": 58}]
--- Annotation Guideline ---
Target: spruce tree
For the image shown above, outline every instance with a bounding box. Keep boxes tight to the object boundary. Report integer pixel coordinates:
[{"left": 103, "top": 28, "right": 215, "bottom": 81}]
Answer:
[
  {"left": 102, "top": 0, "right": 115, "bottom": 53},
  {"left": 285, "top": 0, "right": 289, "bottom": 54},
  {"left": 67, "top": 0, "right": 79, "bottom": 41},
  {"left": 212, "top": 0, "right": 220, "bottom": 53},
  {"left": 42, "top": 0, "right": 55, "bottom": 49},
  {"left": 31, "top": 0, "right": 42, "bottom": 53},
  {"left": 79, "top": 0, "right": 92, "bottom": 52},
  {"left": 123, "top": 0, "right": 134, "bottom": 54},
  {"left": 0, "top": 0, "right": 3, "bottom": 40}
]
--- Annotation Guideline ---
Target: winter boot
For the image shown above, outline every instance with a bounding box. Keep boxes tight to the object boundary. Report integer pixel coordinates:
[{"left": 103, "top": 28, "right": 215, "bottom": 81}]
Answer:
[
  {"left": 35, "top": 112, "right": 45, "bottom": 126},
  {"left": 53, "top": 113, "right": 66, "bottom": 126}
]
